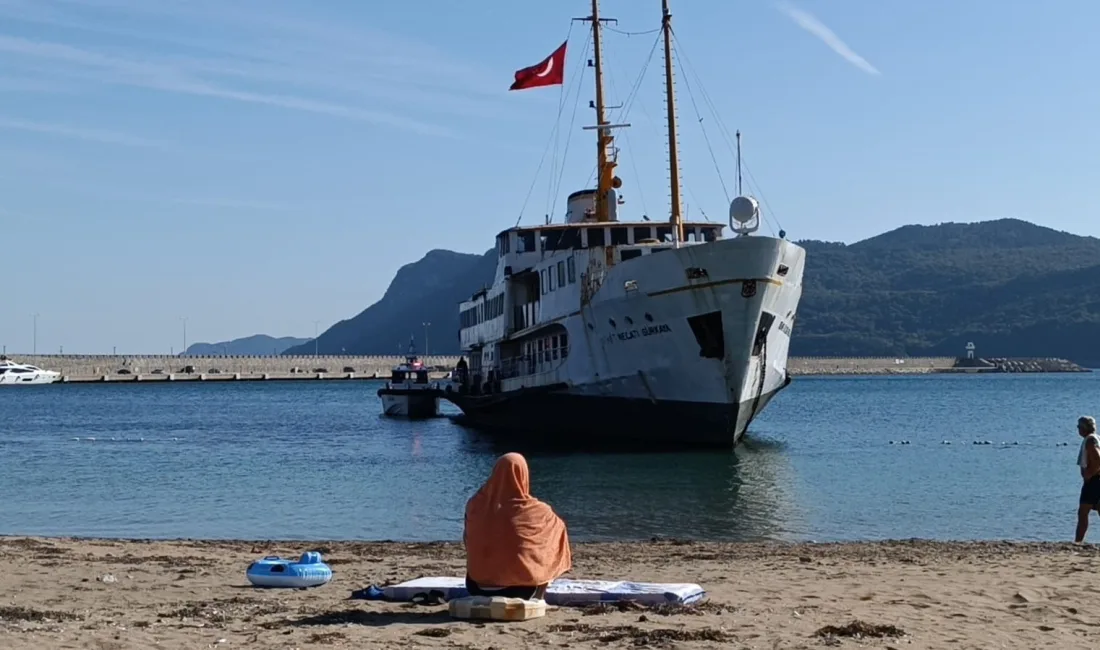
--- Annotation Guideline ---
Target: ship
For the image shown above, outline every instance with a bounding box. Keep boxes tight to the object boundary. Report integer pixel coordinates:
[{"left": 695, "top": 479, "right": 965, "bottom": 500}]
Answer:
[{"left": 443, "top": 0, "right": 806, "bottom": 447}]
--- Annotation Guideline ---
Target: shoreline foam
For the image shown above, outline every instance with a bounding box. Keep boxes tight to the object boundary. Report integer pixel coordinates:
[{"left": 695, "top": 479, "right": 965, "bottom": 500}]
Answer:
[{"left": 2, "top": 536, "right": 1096, "bottom": 648}]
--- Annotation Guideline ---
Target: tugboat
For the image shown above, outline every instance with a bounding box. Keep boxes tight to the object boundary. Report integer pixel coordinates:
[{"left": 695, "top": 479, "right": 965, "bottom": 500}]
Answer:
[{"left": 377, "top": 339, "right": 443, "bottom": 418}]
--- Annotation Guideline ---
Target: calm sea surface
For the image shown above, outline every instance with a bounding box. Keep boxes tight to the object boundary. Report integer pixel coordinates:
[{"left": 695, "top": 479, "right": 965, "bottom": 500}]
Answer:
[{"left": 1, "top": 374, "right": 1096, "bottom": 543}]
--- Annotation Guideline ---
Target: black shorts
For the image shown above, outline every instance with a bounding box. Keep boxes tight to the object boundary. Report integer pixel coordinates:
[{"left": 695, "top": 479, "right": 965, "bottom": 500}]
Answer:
[{"left": 1080, "top": 475, "right": 1100, "bottom": 507}]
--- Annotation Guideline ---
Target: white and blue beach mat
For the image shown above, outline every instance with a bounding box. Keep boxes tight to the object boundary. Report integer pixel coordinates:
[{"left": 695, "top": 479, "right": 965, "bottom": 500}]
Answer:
[{"left": 380, "top": 577, "right": 706, "bottom": 606}]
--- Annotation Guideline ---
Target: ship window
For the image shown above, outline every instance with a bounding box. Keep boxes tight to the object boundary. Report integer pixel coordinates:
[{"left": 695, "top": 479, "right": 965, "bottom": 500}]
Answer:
[
  {"left": 519, "top": 231, "right": 536, "bottom": 253},
  {"left": 541, "top": 269, "right": 548, "bottom": 295},
  {"left": 610, "top": 227, "right": 628, "bottom": 245},
  {"left": 548, "top": 269, "right": 556, "bottom": 291},
  {"left": 537, "top": 339, "right": 545, "bottom": 364},
  {"left": 687, "top": 311, "right": 725, "bottom": 359},
  {"left": 552, "top": 336, "right": 559, "bottom": 360},
  {"left": 415, "top": 370, "right": 429, "bottom": 384},
  {"left": 621, "top": 249, "right": 642, "bottom": 261},
  {"left": 586, "top": 227, "right": 605, "bottom": 247},
  {"left": 558, "top": 228, "right": 581, "bottom": 250},
  {"left": 557, "top": 261, "right": 565, "bottom": 286},
  {"left": 543, "top": 229, "right": 563, "bottom": 251},
  {"left": 633, "top": 226, "right": 652, "bottom": 242},
  {"left": 567, "top": 257, "right": 576, "bottom": 283},
  {"left": 703, "top": 227, "right": 718, "bottom": 242},
  {"left": 392, "top": 370, "right": 407, "bottom": 382},
  {"left": 560, "top": 332, "right": 569, "bottom": 357},
  {"left": 656, "top": 226, "right": 672, "bottom": 242}
]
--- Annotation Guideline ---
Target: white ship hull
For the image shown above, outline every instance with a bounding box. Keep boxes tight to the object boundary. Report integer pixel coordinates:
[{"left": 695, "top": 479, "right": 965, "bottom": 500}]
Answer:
[
  {"left": 447, "top": 234, "right": 805, "bottom": 447},
  {"left": 379, "top": 389, "right": 441, "bottom": 418}
]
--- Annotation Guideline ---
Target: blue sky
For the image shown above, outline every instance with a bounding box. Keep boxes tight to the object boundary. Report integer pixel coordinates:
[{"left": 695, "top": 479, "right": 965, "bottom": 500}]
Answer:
[{"left": 2, "top": 0, "right": 1099, "bottom": 354}]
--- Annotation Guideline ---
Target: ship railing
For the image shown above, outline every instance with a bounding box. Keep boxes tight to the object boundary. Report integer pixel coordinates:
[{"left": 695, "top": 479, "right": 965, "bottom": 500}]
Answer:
[{"left": 490, "top": 347, "right": 570, "bottom": 381}]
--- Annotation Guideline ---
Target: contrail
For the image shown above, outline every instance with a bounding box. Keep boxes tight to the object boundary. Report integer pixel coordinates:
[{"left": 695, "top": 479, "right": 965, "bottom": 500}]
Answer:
[{"left": 777, "top": 2, "right": 880, "bottom": 76}]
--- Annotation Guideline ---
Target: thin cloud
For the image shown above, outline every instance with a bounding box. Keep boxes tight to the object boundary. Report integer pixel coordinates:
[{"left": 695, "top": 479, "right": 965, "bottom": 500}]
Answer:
[
  {"left": 777, "top": 2, "right": 880, "bottom": 76},
  {"left": 0, "top": 115, "right": 172, "bottom": 149},
  {"left": 0, "top": 75, "right": 68, "bottom": 93},
  {"left": 0, "top": 0, "right": 501, "bottom": 131},
  {"left": 0, "top": 35, "right": 461, "bottom": 138}
]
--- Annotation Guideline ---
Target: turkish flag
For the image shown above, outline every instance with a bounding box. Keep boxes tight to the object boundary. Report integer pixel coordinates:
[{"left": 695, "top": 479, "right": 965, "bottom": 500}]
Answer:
[{"left": 509, "top": 41, "right": 567, "bottom": 91}]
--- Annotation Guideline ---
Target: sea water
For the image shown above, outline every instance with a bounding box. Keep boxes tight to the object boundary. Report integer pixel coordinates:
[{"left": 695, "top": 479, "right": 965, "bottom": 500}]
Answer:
[{"left": 0, "top": 373, "right": 1094, "bottom": 542}]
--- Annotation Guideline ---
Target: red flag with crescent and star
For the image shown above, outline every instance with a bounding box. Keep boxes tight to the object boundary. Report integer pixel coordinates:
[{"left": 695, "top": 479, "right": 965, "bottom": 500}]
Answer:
[{"left": 509, "top": 41, "right": 567, "bottom": 91}]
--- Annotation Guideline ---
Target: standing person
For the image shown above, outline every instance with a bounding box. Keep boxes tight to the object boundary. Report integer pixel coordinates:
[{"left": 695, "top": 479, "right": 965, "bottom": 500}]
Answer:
[
  {"left": 463, "top": 453, "right": 572, "bottom": 599},
  {"left": 1076, "top": 416, "right": 1100, "bottom": 543}
]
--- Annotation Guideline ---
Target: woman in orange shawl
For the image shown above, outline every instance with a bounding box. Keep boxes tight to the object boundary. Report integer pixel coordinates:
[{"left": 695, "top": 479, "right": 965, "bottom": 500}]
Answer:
[{"left": 463, "top": 452, "right": 572, "bottom": 599}]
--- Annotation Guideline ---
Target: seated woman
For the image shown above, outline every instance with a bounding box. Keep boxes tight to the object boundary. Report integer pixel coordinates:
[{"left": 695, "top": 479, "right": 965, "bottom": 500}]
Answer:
[{"left": 463, "top": 452, "right": 572, "bottom": 600}]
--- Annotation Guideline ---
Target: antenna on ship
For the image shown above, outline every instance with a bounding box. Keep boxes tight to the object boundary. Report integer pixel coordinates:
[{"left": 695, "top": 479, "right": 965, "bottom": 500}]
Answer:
[
  {"left": 662, "top": 0, "right": 685, "bottom": 246},
  {"left": 729, "top": 129, "right": 760, "bottom": 236},
  {"left": 736, "top": 129, "right": 743, "bottom": 196}
]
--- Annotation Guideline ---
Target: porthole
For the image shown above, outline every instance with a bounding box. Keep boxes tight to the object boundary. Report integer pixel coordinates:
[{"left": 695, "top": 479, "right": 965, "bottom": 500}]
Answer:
[
  {"left": 644, "top": 313, "right": 654, "bottom": 322},
  {"left": 608, "top": 318, "right": 617, "bottom": 328}
]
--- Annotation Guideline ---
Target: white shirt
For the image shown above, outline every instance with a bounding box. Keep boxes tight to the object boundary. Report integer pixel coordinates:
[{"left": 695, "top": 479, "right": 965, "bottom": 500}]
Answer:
[{"left": 1079, "top": 433, "right": 1100, "bottom": 470}]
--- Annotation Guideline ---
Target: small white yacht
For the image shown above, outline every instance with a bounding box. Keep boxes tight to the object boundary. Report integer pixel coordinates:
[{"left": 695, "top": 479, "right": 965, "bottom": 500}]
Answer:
[
  {"left": 377, "top": 342, "right": 442, "bottom": 418},
  {"left": 0, "top": 359, "right": 62, "bottom": 385}
]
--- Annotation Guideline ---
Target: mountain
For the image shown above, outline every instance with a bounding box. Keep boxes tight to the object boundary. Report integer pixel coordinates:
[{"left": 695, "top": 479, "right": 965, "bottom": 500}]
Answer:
[
  {"left": 184, "top": 335, "right": 310, "bottom": 356},
  {"left": 793, "top": 218, "right": 1100, "bottom": 365},
  {"left": 282, "top": 249, "right": 497, "bottom": 356},
  {"left": 293, "top": 218, "right": 1100, "bottom": 365}
]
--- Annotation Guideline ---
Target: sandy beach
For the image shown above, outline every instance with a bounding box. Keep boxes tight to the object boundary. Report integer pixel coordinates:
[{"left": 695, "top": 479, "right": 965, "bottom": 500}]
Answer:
[{"left": 2, "top": 537, "right": 1099, "bottom": 649}]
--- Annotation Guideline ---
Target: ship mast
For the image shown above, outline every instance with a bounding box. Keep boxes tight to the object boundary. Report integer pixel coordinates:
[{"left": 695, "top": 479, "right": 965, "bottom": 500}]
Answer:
[
  {"left": 587, "top": 0, "right": 616, "bottom": 223},
  {"left": 661, "top": 0, "right": 684, "bottom": 244}
]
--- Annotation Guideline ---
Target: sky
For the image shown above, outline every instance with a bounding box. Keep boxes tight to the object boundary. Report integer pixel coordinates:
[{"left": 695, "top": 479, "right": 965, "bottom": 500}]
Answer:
[{"left": 2, "top": 0, "right": 1099, "bottom": 354}]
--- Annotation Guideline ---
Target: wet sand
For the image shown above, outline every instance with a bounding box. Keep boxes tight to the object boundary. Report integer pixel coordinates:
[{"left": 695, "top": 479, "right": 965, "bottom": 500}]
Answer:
[{"left": 1, "top": 536, "right": 1098, "bottom": 649}]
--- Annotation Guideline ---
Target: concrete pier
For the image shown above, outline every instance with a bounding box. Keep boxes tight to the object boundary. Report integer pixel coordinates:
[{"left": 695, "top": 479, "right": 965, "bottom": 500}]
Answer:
[{"left": 2, "top": 354, "right": 1087, "bottom": 385}]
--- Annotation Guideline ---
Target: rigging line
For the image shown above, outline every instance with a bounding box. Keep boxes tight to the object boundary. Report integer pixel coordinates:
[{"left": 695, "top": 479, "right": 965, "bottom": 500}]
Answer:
[
  {"left": 548, "top": 33, "right": 591, "bottom": 221},
  {"left": 672, "top": 29, "right": 775, "bottom": 228},
  {"left": 740, "top": 156, "right": 784, "bottom": 234},
  {"left": 518, "top": 27, "right": 579, "bottom": 227},
  {"left": 607, "top": 26, "right": 661, "bottom": 36},
  {"left": 607, "top": 32, "right": 663, "bottom": 218},
  {"left": 670, "top": 29, "right": 739, "bottom": 164},
  {"left": 655, "top": 32, "right": 712, "bottom": 223},
  {"left": 581, "top": 30, "right": 660, "bottom": 200},
  {"left": 671, "top": 39, "right": 729, "bottom": 204},
  {"left": 546, "top": 32, "right": 588, "bottom": 221},
  {"left": 546, "top": 22, "right": 576, "bottom": 222}
]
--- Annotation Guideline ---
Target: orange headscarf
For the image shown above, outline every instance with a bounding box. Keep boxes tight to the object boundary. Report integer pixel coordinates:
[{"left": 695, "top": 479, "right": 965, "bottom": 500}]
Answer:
[{"left": 464, "top": 453, "right": 572, "bottom": 587}]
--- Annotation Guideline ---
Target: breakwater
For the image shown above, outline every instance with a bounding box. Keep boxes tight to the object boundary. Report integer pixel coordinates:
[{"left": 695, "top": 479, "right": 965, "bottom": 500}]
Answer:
[
  {"left": 3, "top": 354, "right": 1087, "bottom": 384},
  {"left": 11, "top": 355, "right": 460, "bottom": 379}
]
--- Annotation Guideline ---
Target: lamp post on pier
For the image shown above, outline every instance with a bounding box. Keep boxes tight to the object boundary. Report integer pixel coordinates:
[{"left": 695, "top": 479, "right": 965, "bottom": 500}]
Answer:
[
  {"left": 422, "top": 322, "right": 430, "bottom": 356},
  {"left": 313, "top": 321, "right": 321, "bottom": 356},
  {"left": 32, "top": 313, "right": 39, "bottom": 355}
]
